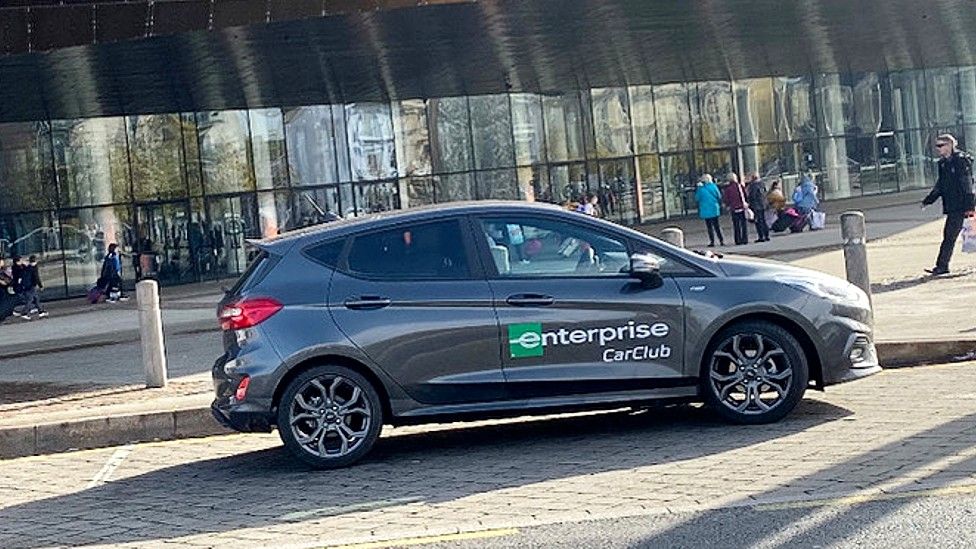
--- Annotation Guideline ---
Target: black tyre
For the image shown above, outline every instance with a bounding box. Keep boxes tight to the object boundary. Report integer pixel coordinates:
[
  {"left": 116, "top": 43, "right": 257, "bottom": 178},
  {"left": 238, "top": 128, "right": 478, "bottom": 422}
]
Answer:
[
  {"left": 701, "top": 320, "right": 809, "bottom": 424},
  {"left": 276, "top": 365, "right": 384, "bottom": 468}
]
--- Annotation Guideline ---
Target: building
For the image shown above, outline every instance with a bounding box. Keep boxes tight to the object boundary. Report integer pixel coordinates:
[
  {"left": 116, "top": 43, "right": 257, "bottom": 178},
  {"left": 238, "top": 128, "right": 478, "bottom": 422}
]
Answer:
[{"left": 1, "top": 0, "right": 975, "bottom": 297}]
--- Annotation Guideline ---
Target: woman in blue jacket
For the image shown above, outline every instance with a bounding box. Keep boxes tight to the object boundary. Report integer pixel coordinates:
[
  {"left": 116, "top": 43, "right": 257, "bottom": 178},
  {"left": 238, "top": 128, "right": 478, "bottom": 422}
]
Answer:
[
  {"left": 792, "top": 174, "right": 820, "bottom": 215},
  {"left": 695, "top": 174, "right": 725, "bottom": 247}
]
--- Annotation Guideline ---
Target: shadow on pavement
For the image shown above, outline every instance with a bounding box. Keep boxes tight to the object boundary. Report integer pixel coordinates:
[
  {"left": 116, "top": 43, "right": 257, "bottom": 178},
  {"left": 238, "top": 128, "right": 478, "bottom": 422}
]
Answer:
[
  {"left": 0, "top": 399, "right": 851, "bottom": 548},
  {"left": 871, "top": 269, "right": 974, "bottom": 295},
  {"left": 631, "top": 411, "right": 976, "bottom": 548},
  {"left": 0, "top": 382, "right": 104, "bottom": 406}
]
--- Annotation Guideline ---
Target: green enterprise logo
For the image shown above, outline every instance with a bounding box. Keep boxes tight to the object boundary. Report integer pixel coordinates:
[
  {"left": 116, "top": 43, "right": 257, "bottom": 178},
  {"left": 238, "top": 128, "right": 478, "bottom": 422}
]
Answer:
[{"left": 508, "top": 323, "right": 544, "bottom": 358}]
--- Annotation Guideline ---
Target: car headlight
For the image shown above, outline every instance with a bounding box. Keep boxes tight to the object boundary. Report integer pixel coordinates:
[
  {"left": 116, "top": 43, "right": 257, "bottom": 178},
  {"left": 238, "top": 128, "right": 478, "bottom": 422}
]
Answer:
[{"left": 780, "top": 275, "right": 870, "bottom": 307}]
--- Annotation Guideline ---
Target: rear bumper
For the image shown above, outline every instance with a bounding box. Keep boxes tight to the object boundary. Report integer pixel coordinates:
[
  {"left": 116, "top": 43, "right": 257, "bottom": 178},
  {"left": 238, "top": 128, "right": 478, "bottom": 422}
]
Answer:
[
  {"left": 211, "top": 401, "right": 274, "bottom": 433},
  {"left": 211, "top": 353, "right": 275, "bottom": 433}
]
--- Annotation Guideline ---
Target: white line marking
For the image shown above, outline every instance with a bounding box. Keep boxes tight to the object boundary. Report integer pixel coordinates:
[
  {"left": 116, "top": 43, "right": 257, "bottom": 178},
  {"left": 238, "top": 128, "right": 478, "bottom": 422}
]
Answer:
[{"left": 86, "top": 444, "right": 134, "bottom": 489}]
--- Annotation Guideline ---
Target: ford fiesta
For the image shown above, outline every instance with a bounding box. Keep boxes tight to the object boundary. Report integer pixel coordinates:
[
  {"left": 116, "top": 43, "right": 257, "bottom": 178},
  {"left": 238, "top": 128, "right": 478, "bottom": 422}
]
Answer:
[{"left": 211, "top": 202, "right": 880, "bottom": 468}]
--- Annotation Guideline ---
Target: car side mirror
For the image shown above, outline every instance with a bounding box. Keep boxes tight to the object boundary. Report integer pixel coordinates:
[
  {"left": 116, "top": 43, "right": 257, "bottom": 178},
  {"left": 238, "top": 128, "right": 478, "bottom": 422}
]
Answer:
[{"left": 629, "top": 253, "right": 664, "bottom": 289}]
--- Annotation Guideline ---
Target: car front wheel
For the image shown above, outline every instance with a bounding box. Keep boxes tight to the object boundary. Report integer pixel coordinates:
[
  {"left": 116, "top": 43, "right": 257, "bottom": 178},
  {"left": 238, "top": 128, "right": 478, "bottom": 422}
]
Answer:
[
  {"left": 701, "top": 321, "right": 809, "bottom": 424},
  {"left": 277, "top": 365, "right": 384, "bottom": 468}
]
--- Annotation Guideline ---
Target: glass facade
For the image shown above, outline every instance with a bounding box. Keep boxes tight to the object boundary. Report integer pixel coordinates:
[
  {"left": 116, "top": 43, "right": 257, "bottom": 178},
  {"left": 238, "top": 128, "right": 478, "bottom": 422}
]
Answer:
[{"left": 2, "top": 65, "right": 973, "bottom": 297}]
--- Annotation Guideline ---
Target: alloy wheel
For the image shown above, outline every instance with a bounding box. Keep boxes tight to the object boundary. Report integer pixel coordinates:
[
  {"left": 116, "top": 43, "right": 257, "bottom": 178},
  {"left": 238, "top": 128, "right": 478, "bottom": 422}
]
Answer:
[
  {"left": 708, "top": 333, "right": 793, "bottom": 415},
  {"left": 288, "top": 375, "right": 373, "bottom": 459}
]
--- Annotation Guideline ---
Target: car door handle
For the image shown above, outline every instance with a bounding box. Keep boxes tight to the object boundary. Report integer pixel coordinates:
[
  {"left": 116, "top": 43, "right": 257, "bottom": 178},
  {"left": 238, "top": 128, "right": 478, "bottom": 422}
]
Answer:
[
  {"left": 344, "top": 296, "right": 392, "bottom": 310},
  {"left": 506, "top": 294, "right": 555, "bottom": 307}
]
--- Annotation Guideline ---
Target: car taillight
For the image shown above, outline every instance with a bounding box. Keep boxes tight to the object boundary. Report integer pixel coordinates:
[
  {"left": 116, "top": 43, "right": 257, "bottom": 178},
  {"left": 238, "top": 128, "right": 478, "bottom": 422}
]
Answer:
[
  {"left": 219, "top": 297, "right": 283, "bottom": 331},
  {"left": 235, "top": 376, "right": 250, "bottom": 402}
]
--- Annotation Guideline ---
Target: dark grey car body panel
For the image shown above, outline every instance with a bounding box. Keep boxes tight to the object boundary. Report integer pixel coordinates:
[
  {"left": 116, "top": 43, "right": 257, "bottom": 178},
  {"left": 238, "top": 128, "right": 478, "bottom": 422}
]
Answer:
[{"left": 211, "top": 201, "right": 879, "bottom": 431}]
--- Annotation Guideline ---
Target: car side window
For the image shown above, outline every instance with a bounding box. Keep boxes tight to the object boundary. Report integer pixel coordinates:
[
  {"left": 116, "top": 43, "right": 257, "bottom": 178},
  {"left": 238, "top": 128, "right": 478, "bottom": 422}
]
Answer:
[
  {"left": 479, "top": 216, "right": 629, "bottom": 277},
  {"left": 346, "top": 219, "right": 469, "bottom": 280}
]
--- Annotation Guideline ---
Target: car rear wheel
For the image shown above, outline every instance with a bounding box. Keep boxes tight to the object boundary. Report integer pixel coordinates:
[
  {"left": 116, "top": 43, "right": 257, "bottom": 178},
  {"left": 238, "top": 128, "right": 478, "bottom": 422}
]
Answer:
[
  {"left": 277, "top": 365, "right": 383, "bottom": 468},
  {"left": 701, "top": 321, "right": 809, "bottom": 424}
]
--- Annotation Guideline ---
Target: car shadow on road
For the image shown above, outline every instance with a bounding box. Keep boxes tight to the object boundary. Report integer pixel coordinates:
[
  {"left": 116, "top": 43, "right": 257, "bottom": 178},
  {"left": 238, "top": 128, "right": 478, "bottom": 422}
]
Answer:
[
  {"left": 0, "top": 399, "right": 852, "bottom": 548},
  {"left": 629, "top": 410, "right": 976, "bottom": 548}
]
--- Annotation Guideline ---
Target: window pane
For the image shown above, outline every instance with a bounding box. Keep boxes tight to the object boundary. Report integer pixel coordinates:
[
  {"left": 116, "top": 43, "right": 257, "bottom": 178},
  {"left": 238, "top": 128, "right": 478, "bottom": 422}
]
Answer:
[
  {"left": 206, "top": 194, "right": 261, "bottom": 277},
  {"left": 332, "top": 105, "right": 352, "bottom": 182},
  {"left": 780, "top": 141, "right": 821, "bottom": 191},
  {"left": 961, "top": 67, "right": 976, "bottom": 125},
  {"left": 401, "top": 176, "right": 435, "bottom": 208},
  {"left": 345, "top": 103, "right": 396, "bottom": 182},
  {"left": 256, "top": 191, "right": 281, "bottom": 238},
  {"left": 852, "top": 73, "right": 883, "bottom": 135},
  {"left": 433, "top": 172, "right": 475, "bottom": 203},
  {"left": 774, "top": 76, "right": 817, "bottom": 140},
  {"left": 469, "top": 95, "right": 515, "bottom": 169},
  {"left": 630, "top": 85, "right": 658, "bottom": 154},
  {"left": 820, "top": 136, "right": 853, "bottom": 198},
  {"left": 480, "top": 217, "right": 628, "bottom": 277},
  {"left": 598, "top": 160, "right": 638, "bottom": 225},
  {"left": 655, "top": 83, "right": 693, "bottom": 152},
  {"left": 126, "top": 114, "right": 187, "bottom": 202},
  {"left": 284, "top": 106, "right": 339, "bottom": 187},
  {"left": 877, "top": 134, "right": 900, "bottom": 193},
  {"left": 290, "top": 187, "right": 343, "bottom": 228},
  {"left": 133, "top": 201, "right": 196, "bottom": 284},
  {"left": 735, "top": 78, "right": 776, "bottom": 144},
  {"left": 511, "top": 94, "right": 546, "bottom": 166},
  {"left": 926, "top": 67, "right": 962, "bottom": 127},
  {"left": 637, "top": 155, "right": 664, "bottom": 222},
  {"left": 890, "top": 70, "right": 927, "bottom": 131},
  {"left": 53, "top": 117, "right": 131, "bottom": 207},
  {"left": 182, "top": 113, "right": 203, "bottom": 197},
  {"left": 895, "top": 130, "right": 927, "bottom": 189},
  {"left": 60, "top": 205, "right": 131, "bottom": 295},
  {"left": 660, "top": 154, "right": 695, "bottom": 217},
  {"left": 0, "top": 121, "right": 55, "bottom": 214},
  {"left": 249, "top": 108, "right": 288, "bottom": 190},
  {"left": 543, "top": 93, "right": 585, "bottom": 162},
  {"left": 392, "top": 100, "right": 431, "bottom": 176},
  {"left": 592, "top": 88, "right": 633, "bottom": 158},
  {"left": 430, "top": 97, "right": 473, "bottom": 173},
  {"left": 356, "top": 182, "right": 400, "bottom": 215},
  {"left": 348, "top": 220, "right": 468, "bottom": 279},
  {"left": 549, "top": 163, "right": 588, "bottom": 204},
  {"left": 0, "top": 211, "right": 65, "bottom": 298},
  {"left": 196, "top": 111, "right": 255, "bottom": 195},
  {"left": 517, "top": 165, "right": 549, "bottom": 203},
  {"left": 476, "top": 168, "right": 519, "bottom": 200},
  {"left": 695, "top": 81, "right": 736, "bottom": 147},
  {"left": 847, "top": 136, "right": 878, "bottom": 195},
  {"left": 741, "top": 144, "right": 784, "bottom": 181}
]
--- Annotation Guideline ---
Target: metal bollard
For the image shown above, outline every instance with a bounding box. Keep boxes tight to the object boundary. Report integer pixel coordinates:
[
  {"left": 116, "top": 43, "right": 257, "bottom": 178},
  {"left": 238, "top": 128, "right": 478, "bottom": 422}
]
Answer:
[
  {"left": 841, "top": 211, "right": 872, "bottom": 306},
  {"left": 136, "top": 280, "right": 168, "bottom": 388},
  {"left": 661, "top": 227, "right": 685, "bottom": 248}
]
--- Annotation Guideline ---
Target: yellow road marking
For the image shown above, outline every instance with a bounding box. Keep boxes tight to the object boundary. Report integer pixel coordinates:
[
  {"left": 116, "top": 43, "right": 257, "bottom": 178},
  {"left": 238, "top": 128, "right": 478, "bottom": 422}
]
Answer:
[
  {"left": 755, "top": 484, "right": 976, "bottom": 511},
  {"left": 324, "top": 528, "right": 519, "bottom": 549}
]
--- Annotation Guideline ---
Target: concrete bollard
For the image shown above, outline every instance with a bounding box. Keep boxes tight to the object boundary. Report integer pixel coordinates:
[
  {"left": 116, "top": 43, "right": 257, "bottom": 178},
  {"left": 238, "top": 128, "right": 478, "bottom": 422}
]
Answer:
[
  {"left": 661, "top": 227, "right": 685, "bottom": 248},
  {"left": 841, "top": 211, "right": 872, "bottom": 306},
  {"left": 136, "top": 280, "right": 168, "bottom": 388}
]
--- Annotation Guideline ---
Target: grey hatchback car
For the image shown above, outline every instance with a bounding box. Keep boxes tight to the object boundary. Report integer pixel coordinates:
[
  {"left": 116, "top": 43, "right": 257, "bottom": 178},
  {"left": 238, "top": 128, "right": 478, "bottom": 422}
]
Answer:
[{"left": 211, "top": 202, "right": 880, "bottom": 468}]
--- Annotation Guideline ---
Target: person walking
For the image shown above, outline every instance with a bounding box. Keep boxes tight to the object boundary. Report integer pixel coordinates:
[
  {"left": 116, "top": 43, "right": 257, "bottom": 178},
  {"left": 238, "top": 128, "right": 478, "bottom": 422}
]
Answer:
[
  {"left": 792, "top": 174, "right": 820, "bottom": 216},
  {"left": 10, "top": 256, "right": 29, "bottom": 319},
  {"left": 14, "top": 255, "right": 47, "bottom": 319},
  {"left": 722, "top": 173, "right": 749, "bottom": 245},
  {"left": 746, "top": 172, "right": 770, "bottom": 242},
  {"left": 695, "top": 174, "right": 724, "bottom": 247},
  {"left": 922, "top": 133, "right": 976, "bottom": 275},
  {"left": 0, "top": 257, "right": 17, "bottom": 323},
  {"left": 99, "top": 243, "right": 126, "bottom": 302}
]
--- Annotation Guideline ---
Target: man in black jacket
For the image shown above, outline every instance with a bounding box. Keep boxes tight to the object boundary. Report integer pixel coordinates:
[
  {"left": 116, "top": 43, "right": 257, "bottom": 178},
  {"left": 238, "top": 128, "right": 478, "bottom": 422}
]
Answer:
[
  {"left": 922, "top": 134, "right": 976, "bottom": 275},
  {"left": 13, "top": 255, "right": 46, "bottom": 319}
]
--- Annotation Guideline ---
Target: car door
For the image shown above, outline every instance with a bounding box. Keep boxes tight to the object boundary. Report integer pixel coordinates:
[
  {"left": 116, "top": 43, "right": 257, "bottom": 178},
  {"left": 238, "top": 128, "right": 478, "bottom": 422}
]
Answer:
[
  {"left": 476, "top": 213, "right": 688, "bottom": 398},
  {"left": 328, "top": 217, "right": 505, "bottom": 405}
]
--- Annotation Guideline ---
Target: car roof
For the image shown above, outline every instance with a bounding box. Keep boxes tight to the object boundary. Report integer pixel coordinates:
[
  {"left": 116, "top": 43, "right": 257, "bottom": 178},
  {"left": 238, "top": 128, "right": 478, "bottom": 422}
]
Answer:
[{"left": 253, "top": 201, "right": 570, "bottom": 253}]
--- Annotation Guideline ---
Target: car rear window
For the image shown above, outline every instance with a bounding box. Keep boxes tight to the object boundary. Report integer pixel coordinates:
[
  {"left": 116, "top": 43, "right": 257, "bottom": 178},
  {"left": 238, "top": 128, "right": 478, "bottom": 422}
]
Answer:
[
  {"left": 346, "top": 220, "right": 469, "bottom": 279},
  {"left": 228, "top": 251, "right": 279, "bottom": 295}
]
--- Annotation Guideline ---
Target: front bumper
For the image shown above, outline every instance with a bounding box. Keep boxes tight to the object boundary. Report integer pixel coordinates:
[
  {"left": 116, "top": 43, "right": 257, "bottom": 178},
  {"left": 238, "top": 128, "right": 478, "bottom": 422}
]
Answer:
[{"left": 820, "top": 331, "right": 882, "bottom": 386}]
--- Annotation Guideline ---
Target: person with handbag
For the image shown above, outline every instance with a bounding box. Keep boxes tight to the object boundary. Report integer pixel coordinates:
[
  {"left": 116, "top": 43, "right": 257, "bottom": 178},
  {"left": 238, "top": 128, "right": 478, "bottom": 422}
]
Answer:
[
  {"left": 746, "top": 172, "right": 770, "bottom": 243},
  {"left": 722, "top": 173, "right": 750, "bottom": 245}
]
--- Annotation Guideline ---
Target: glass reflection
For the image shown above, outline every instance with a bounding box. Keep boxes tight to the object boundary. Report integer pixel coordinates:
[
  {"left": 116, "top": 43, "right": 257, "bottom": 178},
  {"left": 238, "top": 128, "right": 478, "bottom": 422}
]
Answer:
[
  {"left": 476, "top": 169, "right": 519, "bottom": 200},
  {"left": 549, "top": 163, "right": 588, "bottom": 205},
  {"left": 637, "top": 155, "right": 665, "bottom": 222},
  {"left": 598, "top": 160, "right": 638, "bottom": 225},
  {"left": 926, "top": 68, "right": 962, "bottom": 127},
  {"left": 249, "top": 108, "right": 288, "bottom": 190},
  {"left": 289, "top": 187, "right": 342, "bottom": 228},
  {"left": 774, "top": 76, "right": 817, "bottom": 140},
  {"left": 196, "top": 111, "right": 255, "bottom": 195},
  {"left": 655, "top": 83, "right": 693, "bottom": 152},
  {"left": 53, "top": 118, "right": 131, "bottom": 208},
  {"left": 392, "top": 100, "right": 431, "bottom": 176},
  {"left": 660, "top": 154, "right": 695, "bottom": 217},
  {"left": 695, "top": 81, "right": 737, "bottom": 148},
  {"left": 284, "top": 106, "right": 339, "bottom": 186},
  {"left": 735, "top": 78, "right": 776, "bottom": 145},
  {"left": 182, "top": 113, "right": 203, "bottom": 197},
  {"left": 127, "top": 114, "right": 187, "bottom": 202},
  {"left": 852, "top": 73, "right": 883, "bottom": 135},
  {"left": 629, "top": 85, "right": 658, "bottom": 155},
  {"left": 429, "top": 97, "right": 473, "bottom": 173},
  {"left": 434, "top": 172, "right": 475, "bottom": 203},
  {"left": 133, "top": 201, "right": 195, "bottom": 283},
  {"left": 0, "top": 121, "right": 55, "bottom": 214},
  {"left": 469, "top": 95, "right": 515, "bottom": 170},
  {"left": 517, "top": 165, "right": 548, "bottom": 203},
  {"left": 401, "top": 176, "right": 435, "bottom": 208},
  {"left": 814, "top": 73, "right": 853, "bottom": 137},
  {"left": 890, "top": 70, "right": 927, "bottom": 131},
  {"left": 0, "top": 211, "right": 65, "bottom": 298},
  {"left": 59, "top": 205, "right": 131, "bottom": 295},
  {"left": 543, "top": 93, "right": 585, "bottom": 162},
  {"left": 345, "top": 103, "right": 396, "bottom": 181},
  {"left": 591, "top": 88, "right": 633, "bottom": 158},
  {"left": 206, "top": 195, "right": 260, "bottom": 277},
  {"left": 511, "top": 94, "right": 545, "bottom": 166}
]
